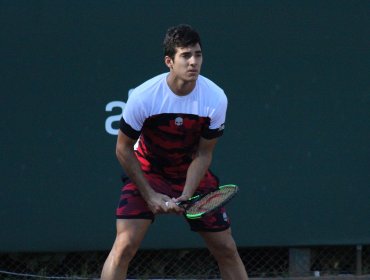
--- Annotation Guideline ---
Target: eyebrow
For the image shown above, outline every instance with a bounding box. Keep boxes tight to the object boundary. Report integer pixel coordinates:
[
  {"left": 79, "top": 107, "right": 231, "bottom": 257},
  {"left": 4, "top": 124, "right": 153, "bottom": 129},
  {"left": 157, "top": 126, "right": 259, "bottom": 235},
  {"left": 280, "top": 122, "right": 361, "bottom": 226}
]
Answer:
[{"left": 180, "top": 50, "right": 202, "bottom": 55}]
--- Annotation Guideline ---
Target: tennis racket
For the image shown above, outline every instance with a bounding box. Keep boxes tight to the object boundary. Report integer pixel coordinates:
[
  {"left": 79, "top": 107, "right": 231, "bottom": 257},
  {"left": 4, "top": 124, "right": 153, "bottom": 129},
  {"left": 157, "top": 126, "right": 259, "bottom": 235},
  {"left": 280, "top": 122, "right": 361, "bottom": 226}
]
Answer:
[{"left": 178, "top": 184, "right": 239, "bottom": 219}]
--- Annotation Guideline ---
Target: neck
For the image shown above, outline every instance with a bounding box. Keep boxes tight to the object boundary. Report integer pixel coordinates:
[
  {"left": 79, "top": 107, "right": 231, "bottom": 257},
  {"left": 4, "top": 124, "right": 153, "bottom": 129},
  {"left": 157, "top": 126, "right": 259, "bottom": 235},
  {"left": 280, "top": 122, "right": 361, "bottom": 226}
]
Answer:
[{"left": 166, "top": 73, "right": 196, "bottom": 96}]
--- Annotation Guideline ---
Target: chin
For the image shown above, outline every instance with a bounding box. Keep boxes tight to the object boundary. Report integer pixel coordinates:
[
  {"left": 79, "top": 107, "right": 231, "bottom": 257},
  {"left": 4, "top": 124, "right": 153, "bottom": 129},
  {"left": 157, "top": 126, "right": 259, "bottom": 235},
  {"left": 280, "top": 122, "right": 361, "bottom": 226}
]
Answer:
[{"left": 186, "top": 74, "right": 199, "bottom": 81}]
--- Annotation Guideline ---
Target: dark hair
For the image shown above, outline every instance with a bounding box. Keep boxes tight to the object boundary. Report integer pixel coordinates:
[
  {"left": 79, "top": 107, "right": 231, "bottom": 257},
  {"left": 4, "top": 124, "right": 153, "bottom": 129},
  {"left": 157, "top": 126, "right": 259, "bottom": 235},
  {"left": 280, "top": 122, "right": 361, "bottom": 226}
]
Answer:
[{"left": 163, "top": 24, "right": 202, "bottom": 59}]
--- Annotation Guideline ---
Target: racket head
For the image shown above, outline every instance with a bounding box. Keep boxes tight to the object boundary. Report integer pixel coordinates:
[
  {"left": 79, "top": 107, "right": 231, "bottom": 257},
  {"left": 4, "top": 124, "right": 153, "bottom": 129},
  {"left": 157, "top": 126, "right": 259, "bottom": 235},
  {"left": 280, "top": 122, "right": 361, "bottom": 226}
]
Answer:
[{"left": 183, "top": 184, "right": 239, "bottom": 219}]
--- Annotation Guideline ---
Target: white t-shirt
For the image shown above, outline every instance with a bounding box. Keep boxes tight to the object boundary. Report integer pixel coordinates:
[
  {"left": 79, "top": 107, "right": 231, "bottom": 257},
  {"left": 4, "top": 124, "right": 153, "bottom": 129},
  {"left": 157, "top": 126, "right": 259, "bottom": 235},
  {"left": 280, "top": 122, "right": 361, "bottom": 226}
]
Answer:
[{"left": 120, "top": 73, "right": 227, "bottom": 180}]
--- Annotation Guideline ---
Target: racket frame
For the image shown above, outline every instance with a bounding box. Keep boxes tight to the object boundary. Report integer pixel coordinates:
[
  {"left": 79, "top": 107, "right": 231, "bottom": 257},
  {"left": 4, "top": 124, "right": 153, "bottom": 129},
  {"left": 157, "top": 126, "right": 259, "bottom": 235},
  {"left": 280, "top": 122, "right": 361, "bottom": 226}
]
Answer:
[{"left": 179, "top": 184, "right": 239, "bottom": 219}]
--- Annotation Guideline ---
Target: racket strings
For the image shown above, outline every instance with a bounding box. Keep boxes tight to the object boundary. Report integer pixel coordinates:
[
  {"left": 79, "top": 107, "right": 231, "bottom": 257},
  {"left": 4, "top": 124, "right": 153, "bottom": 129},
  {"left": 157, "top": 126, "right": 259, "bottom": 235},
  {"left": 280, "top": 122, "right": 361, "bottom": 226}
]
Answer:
[{"left": 186, "top": 187, "right": 236, "bottom": 215}]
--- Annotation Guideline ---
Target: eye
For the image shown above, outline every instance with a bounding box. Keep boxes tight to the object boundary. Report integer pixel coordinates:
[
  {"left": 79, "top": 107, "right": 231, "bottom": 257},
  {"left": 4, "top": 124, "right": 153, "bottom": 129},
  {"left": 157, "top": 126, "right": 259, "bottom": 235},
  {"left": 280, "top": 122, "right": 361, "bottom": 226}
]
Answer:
[{"left": 181, "top": 53, "right": 191, "bottom": 59}]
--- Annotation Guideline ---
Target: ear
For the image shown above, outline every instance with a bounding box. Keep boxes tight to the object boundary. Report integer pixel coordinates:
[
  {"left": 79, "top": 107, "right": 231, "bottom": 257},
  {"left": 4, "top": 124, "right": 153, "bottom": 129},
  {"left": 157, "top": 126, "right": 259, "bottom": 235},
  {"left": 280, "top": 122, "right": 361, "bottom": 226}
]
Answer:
[{"left": 164, "top": 56, "right": 173, "bottom": 69}]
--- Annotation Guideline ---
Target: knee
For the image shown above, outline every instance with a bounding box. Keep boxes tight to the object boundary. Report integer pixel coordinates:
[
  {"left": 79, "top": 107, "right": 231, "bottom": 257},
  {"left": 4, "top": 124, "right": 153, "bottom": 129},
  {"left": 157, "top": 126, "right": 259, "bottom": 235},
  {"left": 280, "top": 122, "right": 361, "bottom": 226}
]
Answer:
[
  {"left": 111, "top": 238, "right": 139, "bottom": 266},
  {"left": 210, "top": 238, "right": 240, "bottom": 261}
]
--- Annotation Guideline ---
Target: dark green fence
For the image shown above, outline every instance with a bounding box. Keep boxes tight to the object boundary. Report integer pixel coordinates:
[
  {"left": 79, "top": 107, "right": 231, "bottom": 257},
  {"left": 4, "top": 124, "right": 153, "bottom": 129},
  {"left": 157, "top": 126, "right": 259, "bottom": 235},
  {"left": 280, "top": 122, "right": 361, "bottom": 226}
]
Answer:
[{"left": 1, "top": 0, "right": 369, "bottom": 252}]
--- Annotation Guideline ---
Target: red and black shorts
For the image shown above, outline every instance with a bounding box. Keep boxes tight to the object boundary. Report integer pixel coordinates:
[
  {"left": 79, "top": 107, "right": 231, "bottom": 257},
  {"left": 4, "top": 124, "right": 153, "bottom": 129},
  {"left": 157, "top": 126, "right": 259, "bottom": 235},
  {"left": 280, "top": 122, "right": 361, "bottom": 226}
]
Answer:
[{"left": 116, "top": 171, "right": 231, "bottom": 232}]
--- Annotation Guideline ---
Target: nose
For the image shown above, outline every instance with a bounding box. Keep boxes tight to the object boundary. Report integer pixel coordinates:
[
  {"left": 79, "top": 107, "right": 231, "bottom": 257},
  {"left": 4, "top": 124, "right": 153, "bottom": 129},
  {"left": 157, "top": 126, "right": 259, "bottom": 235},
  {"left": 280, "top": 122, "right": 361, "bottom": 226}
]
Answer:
[{"left": 189, "top": 55, "right": 197, "bottom": 66}]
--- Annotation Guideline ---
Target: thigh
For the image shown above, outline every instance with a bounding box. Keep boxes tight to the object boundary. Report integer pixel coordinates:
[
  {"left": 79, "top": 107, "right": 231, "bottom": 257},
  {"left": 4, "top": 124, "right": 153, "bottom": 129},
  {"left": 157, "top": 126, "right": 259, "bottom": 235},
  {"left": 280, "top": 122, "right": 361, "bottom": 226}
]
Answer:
[
  {"left": 198, "top": 228, "right": 237, "bottom": 253},
  {"left": 116, "top": 180, "right": 154, "bottom": 219},
  {"left": 185, "top": 206, "right": 230, "bottom": 232},
  {"left": 114, "top": 219, "right": 152, "bottom": 250}
]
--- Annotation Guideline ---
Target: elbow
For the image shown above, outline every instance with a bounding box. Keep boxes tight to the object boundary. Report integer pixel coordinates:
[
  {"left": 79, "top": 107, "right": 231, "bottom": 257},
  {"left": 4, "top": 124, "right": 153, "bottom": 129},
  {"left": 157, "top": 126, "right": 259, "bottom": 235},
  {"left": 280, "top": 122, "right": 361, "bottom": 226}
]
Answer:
[
  {"left": 116, "top": 142, "right": 135, "bottom": 166},
  {"left": 116, "top": 143, "right": 126, "bottom": 162},
  {"left": 115, "top": 131, "right": 136, "bottom": 166},
  {"left": 115, "top": 147, "right": 121, "bottom": 160}
]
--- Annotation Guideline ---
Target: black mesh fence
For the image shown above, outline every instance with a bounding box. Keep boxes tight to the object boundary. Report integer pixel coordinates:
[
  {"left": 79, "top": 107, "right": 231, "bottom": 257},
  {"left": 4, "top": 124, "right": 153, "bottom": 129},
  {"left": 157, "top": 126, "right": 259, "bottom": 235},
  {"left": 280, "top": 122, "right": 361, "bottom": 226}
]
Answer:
[{"left": 0, "top": 245, "right": 369, "bottom": 279}]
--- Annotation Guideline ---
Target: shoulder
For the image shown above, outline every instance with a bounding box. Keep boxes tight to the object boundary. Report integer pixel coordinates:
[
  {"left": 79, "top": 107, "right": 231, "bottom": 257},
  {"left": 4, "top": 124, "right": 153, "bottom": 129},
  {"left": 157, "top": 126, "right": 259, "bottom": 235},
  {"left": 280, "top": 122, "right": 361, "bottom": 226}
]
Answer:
[
  {"left": 129, "top": 73, "right": 167, "bottom": 102},
  {"left": 198, "top": 75, "right": 223, "bottom": 91},
  {"left": 197, "top": 75, "right": 227, "bottom": 105}
]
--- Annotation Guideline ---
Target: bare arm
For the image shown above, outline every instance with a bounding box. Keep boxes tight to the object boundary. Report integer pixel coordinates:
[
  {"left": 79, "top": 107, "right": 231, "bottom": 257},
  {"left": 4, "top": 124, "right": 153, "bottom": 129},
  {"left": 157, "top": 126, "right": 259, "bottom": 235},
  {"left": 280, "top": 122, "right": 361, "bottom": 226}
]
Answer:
[
  {"left": 175, "top": 137, "right": 218, "bottom": 201},
  {"left": 116, "top": 130, "right": 175, "bottom": 214}
]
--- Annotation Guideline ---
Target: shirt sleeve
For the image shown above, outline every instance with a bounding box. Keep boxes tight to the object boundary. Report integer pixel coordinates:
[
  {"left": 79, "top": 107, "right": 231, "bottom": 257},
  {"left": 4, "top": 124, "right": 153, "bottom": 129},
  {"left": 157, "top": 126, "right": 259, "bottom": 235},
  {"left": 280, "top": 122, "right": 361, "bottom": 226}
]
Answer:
[
  {"left": 201, "top": 92, "right": 228, "bottom": 139},
  {"left": 119, "top": 93, "right": 145, "bottom": 139},
  {"left": 119, "top": 117, "right": 141, "bottom": 139}
]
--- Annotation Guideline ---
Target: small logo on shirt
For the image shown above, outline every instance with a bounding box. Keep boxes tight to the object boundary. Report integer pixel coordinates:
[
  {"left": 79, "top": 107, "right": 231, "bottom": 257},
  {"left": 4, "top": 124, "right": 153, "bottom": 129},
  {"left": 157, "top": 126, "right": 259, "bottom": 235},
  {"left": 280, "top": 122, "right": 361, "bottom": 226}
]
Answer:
[{"left": 175, "top": 117, "right": 183, "bottom": 126}]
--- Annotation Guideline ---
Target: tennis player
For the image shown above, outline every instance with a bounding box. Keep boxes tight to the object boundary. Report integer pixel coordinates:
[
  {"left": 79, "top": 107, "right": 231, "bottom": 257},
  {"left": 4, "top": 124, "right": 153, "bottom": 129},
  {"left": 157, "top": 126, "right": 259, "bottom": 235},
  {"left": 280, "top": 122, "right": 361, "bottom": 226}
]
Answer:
[{"left": 101, "top": 24, "right": 248, "bottom": 280}]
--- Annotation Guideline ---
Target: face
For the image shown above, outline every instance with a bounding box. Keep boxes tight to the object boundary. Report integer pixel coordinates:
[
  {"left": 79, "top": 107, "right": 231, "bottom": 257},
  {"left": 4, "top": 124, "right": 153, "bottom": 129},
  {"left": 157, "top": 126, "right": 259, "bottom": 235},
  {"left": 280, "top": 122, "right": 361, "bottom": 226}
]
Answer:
[{"left": 166, "top": 43, "right": 203, "bottom": 82}]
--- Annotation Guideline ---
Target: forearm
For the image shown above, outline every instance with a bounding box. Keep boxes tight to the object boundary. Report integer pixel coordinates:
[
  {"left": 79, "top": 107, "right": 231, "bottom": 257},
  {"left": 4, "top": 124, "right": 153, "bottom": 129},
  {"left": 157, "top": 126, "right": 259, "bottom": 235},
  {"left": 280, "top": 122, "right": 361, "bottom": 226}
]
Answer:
[{"left": 182, "top": 153, "right": 212, "bottom": 198}]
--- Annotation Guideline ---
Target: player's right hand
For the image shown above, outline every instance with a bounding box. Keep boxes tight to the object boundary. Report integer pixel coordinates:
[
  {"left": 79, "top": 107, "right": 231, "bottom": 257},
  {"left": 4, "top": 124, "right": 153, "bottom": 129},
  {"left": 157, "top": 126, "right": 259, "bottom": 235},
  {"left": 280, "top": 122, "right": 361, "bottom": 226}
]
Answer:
[
  {"left": 146, "top": 192, "right": 183, "bottom": 215},
  {"left": 145, "top": 192, "right": 171, "bottom": 214}
]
